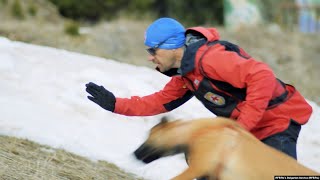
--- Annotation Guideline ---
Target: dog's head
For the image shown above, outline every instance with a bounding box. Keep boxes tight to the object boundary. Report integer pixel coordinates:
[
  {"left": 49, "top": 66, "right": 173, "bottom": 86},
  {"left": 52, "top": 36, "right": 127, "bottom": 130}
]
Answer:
[{"left": 134, "top": 117, "right": 187, "bottom": 163}]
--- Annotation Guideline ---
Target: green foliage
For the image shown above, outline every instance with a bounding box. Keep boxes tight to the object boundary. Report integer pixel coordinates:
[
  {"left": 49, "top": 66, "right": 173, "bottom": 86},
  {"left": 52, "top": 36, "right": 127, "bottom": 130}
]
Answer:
[
  {"left": 163, "top": 0, "right": 224, "bottom": 26},
  {"left": 48, "top": 0, "right": 293, "bottom": 26},
  {"left": 259, "top": 0, "right": 288, "bottom": 20},
  {"left": 11, "top": 0, "right": 24, "bottom": 20},
  {"left": 27, "top": 3, "right": 37, "bottom": 16},
  {"left": 259, "top": 0, "right": 295, "bottom": 22},
  {"left": 49, "top": 0, "right": 127, "bottom": 21},
  {"left": 64, "top": 21, "right": 80, "bottom": 36},
  {"left": 127, "top": 0, "right": 155, "bottom": 14},
  {"left": 127, "top": 0, "right": 224, "bottom": 25},
  {"left": 49, "top": 0, "right": 224, "bottom": 25},
  {"left": 0, "top": 0, "right": 7, "bottom": 5}
]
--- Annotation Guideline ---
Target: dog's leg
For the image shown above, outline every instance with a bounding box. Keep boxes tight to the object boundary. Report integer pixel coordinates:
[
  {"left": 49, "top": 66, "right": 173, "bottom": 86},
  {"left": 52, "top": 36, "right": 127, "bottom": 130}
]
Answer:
[
  {"left": 178, "top": 132, "right": 232, "bottom": 180},
  {"left": 171, "top": 152, "right": 212, "bottom": 180}
]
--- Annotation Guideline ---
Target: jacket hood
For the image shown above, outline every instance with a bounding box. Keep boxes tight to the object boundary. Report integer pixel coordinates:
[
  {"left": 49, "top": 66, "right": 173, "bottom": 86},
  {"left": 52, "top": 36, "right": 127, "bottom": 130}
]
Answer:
[
  {"left": 158, "top": 27, "right": 220, "bottom": 77},
  {"left": 186, "top": 27, "right": 220, "bottom": 42}
]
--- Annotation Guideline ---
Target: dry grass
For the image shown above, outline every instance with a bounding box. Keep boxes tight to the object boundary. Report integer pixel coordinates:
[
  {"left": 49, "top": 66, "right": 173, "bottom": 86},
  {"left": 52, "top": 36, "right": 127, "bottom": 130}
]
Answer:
[{"left": 0, "top": 135, "right": 143, "bottom": 180}]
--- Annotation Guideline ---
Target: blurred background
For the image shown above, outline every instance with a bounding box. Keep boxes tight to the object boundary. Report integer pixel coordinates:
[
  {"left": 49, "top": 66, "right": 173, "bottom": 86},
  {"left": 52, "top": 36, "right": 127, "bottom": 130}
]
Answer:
[{"left": 0, "top": 0, "right": 319, "bottom": 104}]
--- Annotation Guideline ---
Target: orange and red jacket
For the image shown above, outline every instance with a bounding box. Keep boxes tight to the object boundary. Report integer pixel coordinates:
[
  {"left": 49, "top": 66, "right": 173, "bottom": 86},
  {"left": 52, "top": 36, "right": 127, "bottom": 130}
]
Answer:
[{"left": 114, "top": 27, "right": 313, "bottom": 140}]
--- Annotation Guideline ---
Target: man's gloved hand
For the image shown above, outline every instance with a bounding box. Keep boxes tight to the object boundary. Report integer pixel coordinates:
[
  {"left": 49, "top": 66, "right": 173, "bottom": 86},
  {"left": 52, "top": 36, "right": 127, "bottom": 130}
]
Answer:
[{"left": 85, "top": 82, "right": 116, "bottom": 112}]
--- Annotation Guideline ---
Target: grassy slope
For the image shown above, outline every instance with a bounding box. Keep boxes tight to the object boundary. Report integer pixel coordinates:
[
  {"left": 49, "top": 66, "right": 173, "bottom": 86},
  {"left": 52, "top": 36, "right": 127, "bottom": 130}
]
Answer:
[
  {"left": 0, "top": 135, "right": 143, "bottom": 180},
  {"left": 0, "top": 1, "right": 144, "bottom": 179}
]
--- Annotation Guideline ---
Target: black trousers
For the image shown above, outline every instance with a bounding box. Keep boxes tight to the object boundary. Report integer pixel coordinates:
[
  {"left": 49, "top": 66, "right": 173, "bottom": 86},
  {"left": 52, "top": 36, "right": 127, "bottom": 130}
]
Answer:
[{"left": 261, "top": 119, "right": 301, "bottom": 159}]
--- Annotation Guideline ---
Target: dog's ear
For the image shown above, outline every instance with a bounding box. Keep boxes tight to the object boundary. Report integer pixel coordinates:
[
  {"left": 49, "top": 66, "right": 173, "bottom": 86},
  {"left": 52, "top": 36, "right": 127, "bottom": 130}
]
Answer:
[
  {"left": 160, "top": 116, "right": 169, "bottom": 124},
  {"left": 152, "top": 116, "right": 170, "bottom": 129}
]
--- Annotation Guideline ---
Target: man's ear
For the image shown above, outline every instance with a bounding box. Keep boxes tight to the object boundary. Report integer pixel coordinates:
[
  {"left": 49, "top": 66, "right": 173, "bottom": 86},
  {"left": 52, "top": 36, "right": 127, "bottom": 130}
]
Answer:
[{"left": 172, "top": 47, "right": 184, "bottom": 65}]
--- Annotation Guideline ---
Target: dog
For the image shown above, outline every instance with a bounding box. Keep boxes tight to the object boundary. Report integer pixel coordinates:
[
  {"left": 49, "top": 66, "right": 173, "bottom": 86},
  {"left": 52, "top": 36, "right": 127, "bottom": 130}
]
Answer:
[{"left": 134, "top": 117, "right": 319, "bottom": 180}]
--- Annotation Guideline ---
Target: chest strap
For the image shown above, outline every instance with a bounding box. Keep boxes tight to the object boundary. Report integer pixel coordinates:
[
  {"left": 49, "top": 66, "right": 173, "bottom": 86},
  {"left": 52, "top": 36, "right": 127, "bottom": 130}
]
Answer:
[{"left": 197, "top": 40, "right": 291, "bottom": 109}]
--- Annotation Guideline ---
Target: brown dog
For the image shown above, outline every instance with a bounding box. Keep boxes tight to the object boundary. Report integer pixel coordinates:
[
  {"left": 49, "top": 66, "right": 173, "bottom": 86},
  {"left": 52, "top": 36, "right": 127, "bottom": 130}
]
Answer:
[{"left": 134, "top": 117, "right": 319, "bottom": 180}]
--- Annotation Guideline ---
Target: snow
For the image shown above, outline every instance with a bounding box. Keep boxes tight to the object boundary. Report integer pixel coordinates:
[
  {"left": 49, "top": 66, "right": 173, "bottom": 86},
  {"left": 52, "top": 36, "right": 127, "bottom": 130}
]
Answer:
[{"left": 0, "top": 37, "right": 319, "bottom": 179}]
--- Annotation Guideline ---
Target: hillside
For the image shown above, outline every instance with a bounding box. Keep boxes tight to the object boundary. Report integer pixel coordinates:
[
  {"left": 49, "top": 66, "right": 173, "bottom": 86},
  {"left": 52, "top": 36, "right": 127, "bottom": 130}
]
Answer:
[
  {"left": 0, "top": 135, "right": 143, "bottom": 180},
  {"left": 0, "top": 1, "right": 144, "bottom": 179},
  {"left": 1, "top": 1, "right": 319, "bottom": 104}
]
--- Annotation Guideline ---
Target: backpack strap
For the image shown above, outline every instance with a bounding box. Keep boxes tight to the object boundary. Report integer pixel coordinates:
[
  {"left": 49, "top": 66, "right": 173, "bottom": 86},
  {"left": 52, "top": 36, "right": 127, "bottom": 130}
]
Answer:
[
  {"left": 197, "top": 40, "right": 290, "bottom": 108},
  {"left": 198, "top": 40, "right": 247, "bottom": 101}
]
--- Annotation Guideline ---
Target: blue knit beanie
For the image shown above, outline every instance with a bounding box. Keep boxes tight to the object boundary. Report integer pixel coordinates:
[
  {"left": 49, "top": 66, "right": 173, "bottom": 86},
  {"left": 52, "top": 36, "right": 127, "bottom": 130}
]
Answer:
[{"left": 144, "top": 17, "right": 186, "bottom": 49}]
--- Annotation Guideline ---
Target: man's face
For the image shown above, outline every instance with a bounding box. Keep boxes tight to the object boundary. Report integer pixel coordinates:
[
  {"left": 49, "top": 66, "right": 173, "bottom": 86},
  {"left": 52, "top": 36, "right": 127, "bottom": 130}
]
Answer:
[{"left": 147, "top": 49, "right": 177, "bottom": 72}]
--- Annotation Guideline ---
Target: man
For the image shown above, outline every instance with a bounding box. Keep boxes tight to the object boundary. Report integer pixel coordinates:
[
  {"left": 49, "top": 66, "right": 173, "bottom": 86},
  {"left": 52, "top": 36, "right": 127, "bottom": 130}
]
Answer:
[{"left": 85, "top": 17, "right": 312, "bottom": 160}]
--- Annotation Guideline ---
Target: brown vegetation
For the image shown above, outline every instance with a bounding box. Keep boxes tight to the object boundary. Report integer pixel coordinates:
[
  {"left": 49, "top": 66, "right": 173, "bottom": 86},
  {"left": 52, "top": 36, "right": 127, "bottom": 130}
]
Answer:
[{"left": 0, "top": 135, "right": 143, "bottom": 180}]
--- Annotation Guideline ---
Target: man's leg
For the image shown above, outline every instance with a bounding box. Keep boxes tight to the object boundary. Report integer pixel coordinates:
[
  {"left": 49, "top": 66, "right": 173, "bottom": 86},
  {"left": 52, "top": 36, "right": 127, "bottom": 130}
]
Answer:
[{"left": 261, "top": 120, "right": 301, "bottom": 159}]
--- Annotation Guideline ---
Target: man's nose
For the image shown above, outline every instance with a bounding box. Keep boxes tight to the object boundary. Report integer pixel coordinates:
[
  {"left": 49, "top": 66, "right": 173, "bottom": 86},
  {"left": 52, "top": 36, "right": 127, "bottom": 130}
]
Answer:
[{"left": 148, "top": 55, "right": 155, "bottom": 61}]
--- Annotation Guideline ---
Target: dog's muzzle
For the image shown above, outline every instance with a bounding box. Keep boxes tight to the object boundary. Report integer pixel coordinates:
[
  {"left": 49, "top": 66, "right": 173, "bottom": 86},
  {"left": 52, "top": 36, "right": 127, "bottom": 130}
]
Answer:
[{"left": 134, "top": 143, "right": 166, "bottom": 163}]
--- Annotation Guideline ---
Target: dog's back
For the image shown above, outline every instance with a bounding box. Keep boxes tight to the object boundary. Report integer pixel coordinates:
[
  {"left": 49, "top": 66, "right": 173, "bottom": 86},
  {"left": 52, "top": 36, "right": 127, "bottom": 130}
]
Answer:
[
  {"left": 187, "top": 117, "right": 319, "bottom": 179},
  {"left": 134, "top": 117, "right": 319, "bottom": 180}
]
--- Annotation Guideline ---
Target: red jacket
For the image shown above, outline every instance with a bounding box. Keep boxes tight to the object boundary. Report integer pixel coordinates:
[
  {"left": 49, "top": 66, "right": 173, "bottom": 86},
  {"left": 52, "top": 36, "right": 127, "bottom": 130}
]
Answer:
[{"left": 114, "top": 27, "right": 312, "bottom": 140}]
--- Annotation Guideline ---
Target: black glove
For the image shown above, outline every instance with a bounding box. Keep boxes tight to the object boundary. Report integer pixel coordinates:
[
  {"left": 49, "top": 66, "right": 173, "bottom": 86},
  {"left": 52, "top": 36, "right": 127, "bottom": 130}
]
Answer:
[{"left": 85, "top": 82, "right": 116, "bottom": 112}]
